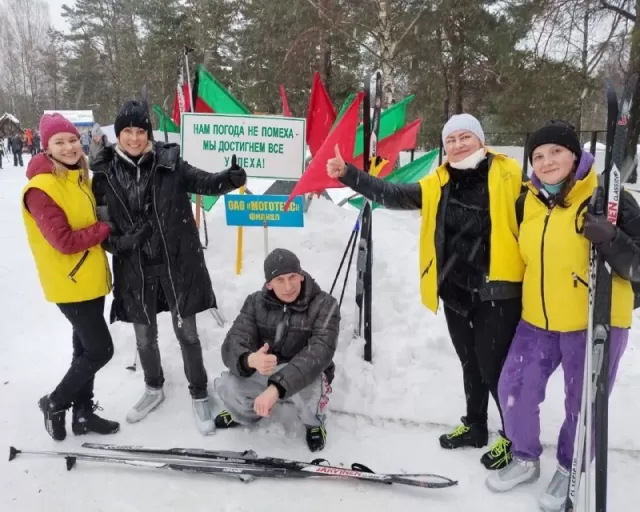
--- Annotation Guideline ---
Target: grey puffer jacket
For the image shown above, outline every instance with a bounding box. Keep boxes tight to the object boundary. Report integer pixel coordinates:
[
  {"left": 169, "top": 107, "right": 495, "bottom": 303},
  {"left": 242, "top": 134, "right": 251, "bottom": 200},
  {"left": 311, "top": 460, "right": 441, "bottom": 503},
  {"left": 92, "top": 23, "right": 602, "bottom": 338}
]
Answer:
[{"left": 221, "top": 272, "right": 340, "bottom": 398}]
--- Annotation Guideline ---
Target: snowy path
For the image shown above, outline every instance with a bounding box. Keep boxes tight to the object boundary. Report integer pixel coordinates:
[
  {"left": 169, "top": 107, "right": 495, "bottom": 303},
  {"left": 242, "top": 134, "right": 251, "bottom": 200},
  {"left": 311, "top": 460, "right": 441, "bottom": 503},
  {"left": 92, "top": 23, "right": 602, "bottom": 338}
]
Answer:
[{"left": 1, "top": 155, "right": 639, "bottom": 511}]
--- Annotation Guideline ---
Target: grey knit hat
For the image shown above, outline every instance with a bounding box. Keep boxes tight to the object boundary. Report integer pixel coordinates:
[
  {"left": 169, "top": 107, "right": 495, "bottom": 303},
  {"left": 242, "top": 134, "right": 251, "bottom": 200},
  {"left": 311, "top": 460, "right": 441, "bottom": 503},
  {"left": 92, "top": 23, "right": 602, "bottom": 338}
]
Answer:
[
  {"left": 442, "top": 113, "right": 485, "bottom": 146},
  {"left": 264, "top": 248, "right": 302, "bottom": 282}
]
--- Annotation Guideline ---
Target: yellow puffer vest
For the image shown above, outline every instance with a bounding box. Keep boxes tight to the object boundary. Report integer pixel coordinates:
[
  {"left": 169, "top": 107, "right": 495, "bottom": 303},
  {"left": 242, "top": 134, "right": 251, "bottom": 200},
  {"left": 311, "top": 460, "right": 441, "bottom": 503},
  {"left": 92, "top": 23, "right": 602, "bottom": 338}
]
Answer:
[
  {"left": 519, "top": 169, "right": 633, "bottom": 330},
  {"left": 22, "top": 170, "right": 112, "bottom": 304},
  {"left": 417, "top": 151, "right": 524, "bottom": 313}
]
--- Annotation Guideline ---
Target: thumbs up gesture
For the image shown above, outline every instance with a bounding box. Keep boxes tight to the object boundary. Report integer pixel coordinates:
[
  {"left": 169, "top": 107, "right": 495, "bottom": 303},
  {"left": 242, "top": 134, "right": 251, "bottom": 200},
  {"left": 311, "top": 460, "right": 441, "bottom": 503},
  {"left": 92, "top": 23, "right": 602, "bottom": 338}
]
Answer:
[
  {"left": 247, "top": 343, "right": 278, "bottom": 376},
  {"left": 326, "top": 144, "right": 347, "bottom": 179}
]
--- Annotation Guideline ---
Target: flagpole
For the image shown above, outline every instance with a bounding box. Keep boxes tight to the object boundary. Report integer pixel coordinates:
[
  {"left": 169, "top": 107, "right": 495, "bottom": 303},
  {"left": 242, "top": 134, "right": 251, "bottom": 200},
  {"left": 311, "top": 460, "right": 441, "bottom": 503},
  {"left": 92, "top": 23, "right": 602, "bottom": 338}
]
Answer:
[{"left": 183, "top": 46, "right": 202, "bottom": 229}]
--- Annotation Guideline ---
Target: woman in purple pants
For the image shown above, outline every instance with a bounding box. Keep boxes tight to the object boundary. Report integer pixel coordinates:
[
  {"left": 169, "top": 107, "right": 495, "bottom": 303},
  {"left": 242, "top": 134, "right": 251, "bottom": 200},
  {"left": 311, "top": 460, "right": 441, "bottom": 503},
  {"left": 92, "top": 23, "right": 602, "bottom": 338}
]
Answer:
[{"left": 485, "top": 120, "right": 640, "bottom": 511}]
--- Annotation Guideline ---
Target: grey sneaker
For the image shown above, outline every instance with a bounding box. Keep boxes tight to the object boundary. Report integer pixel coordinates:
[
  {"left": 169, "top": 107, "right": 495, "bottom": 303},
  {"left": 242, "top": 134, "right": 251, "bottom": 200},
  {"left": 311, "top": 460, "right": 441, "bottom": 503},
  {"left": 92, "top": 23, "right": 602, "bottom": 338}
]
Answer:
[
  {"left": 539, "top": 465, "right": 570, "bottom": 512},
  {"left": 192, "top": 396, "right": 215, "bottom": 435},
  {"left": 486, "top": 456, "right": 541, "bottom": 492},
  {"left": 126, "top": 387, "right": 165, "bottom": 423}
]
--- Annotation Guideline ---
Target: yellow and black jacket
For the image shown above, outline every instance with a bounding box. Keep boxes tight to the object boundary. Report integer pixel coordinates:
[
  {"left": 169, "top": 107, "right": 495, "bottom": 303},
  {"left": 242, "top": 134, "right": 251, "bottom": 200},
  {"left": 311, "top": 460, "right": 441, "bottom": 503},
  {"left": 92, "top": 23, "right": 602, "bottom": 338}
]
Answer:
[
  {"left": 342, "top": 150, "right": 525, "bottom": 314},
  {"left": 516, "top": 165, "right": 640, "bottom": 331}
]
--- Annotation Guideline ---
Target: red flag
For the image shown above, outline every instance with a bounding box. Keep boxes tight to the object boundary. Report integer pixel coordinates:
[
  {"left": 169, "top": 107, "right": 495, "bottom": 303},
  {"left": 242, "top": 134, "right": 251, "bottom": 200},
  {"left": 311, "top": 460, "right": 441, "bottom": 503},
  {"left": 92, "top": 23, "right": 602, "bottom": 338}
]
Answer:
[
  {"left": 285, "top": 92, "right": 363, "bottom": 210},
  {"left": 280, "top": 84, "right": 292, "bottom": 117},
  {"left": 306, "top": 72, "right": 336, "bottom": 157},
  {"left": 347, "top": 118, "right": 422, "bottom": 178},
  {"left": 172, "top": 83, "right": 191, "bottom": 125}
]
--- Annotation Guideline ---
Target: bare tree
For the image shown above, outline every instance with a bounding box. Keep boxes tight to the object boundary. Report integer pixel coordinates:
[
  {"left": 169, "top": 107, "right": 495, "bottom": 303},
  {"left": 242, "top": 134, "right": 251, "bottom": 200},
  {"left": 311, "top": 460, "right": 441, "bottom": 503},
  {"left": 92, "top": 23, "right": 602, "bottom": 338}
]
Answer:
[{"left": 0, "top": 0, "right": 51, "bottom": 125}]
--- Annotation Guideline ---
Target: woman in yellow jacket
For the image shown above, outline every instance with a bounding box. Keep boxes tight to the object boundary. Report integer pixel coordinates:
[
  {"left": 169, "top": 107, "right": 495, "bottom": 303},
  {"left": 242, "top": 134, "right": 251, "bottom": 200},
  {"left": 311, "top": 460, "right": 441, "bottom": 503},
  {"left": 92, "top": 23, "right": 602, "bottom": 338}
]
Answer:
[
  {"left": 327, "top": 114, "right": 525, "bottom": 470},
  {"left": 486, "top": 121, "right": 639, "bottom": 511},
  {"left": 22, "top": 114, "right": 119, "bottom": 441}
]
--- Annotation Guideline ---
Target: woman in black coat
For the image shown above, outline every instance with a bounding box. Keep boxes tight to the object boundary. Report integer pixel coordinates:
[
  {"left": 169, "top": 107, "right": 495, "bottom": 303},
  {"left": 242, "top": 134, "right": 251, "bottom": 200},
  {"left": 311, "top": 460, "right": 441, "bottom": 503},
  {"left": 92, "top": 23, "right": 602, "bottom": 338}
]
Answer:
[{"left": 92, "top": 100, "right": 246, "bottom": 436}]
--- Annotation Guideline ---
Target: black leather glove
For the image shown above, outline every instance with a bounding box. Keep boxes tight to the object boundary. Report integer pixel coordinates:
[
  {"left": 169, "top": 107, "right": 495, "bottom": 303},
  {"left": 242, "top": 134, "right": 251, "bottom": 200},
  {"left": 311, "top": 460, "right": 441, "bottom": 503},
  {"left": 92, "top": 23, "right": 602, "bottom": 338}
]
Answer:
[
  {"left": 112, "top": 221, "right": 153, "bottom": 253},
  {"left": 226, "top": 154, "right": 247, "bottom": 188},
  {"left": 583, "top": 186, "right": 617, "bottom": 245}
]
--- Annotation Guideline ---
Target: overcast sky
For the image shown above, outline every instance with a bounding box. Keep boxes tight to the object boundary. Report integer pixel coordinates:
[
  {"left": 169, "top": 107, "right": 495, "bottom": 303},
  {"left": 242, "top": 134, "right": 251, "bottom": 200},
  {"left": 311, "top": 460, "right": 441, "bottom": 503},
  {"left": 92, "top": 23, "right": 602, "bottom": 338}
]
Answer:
[{"left": 45, "top": 0, "right": 70, "bottom": 31}]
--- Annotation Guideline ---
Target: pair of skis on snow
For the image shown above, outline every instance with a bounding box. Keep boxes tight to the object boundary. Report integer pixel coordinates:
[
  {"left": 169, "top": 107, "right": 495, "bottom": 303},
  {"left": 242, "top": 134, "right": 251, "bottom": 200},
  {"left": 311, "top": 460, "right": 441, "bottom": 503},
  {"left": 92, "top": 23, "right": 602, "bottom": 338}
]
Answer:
[
  {"left": 565, "top": 74, "right": 639, "bottom": 512},
  {"left": 8, "top": 443, "right": 457, "bottom": 490}
]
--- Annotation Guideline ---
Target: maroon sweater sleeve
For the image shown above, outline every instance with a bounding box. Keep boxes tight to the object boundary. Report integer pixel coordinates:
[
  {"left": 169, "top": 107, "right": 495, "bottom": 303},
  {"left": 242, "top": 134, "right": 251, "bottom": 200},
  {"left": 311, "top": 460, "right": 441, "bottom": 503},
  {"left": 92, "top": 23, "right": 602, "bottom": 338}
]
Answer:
[{"left": 24, "top": 188, "right": 111, "bottom": 255}]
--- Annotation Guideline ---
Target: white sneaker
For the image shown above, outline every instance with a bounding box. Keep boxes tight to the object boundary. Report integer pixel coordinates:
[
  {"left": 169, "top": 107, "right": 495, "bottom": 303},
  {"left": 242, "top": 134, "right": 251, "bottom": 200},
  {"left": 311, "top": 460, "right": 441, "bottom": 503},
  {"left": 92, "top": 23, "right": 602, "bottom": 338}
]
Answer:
[
  {"left": 538, "top": 465, "right": 570, "bottom": 512},
  {"left": 126, "top": 387, "right": 165, "bottom": 423},
  {"left": 486, "top": 457, "right": 541, "bottom": 492},
  {"left": 192, "top": 396, "right": 215, "bottom": 435}
]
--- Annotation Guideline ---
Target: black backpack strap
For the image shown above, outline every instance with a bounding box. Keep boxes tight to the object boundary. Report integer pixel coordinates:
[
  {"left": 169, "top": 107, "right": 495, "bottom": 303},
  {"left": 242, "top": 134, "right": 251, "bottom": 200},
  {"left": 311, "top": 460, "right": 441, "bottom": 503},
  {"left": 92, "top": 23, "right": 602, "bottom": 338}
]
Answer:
[{"left": 516, "top": 189, "right": 528, "bottom": 227}]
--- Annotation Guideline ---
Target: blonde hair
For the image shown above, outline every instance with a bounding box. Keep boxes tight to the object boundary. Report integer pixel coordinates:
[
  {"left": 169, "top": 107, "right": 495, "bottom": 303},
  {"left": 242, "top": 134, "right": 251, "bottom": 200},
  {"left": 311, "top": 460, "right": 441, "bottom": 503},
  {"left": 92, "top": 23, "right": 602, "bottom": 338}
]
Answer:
[{"left": 48, "top": 153, "right": 90, "bottom": 182}]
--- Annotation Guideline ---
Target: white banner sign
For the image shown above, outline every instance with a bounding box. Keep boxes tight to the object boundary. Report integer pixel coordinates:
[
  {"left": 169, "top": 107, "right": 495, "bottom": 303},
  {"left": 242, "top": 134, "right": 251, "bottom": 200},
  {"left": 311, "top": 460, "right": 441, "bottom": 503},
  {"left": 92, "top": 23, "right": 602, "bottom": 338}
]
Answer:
[{"left": 180, "top": 113, "right": 306, "bottom": 180}]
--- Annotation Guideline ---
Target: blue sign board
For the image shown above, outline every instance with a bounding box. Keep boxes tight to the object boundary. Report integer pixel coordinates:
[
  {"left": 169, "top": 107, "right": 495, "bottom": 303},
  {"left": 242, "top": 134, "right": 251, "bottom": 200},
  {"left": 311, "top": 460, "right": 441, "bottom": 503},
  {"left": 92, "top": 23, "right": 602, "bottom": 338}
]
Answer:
[{"left": 224, "top": 194, "right": 304, "bottom": 228}]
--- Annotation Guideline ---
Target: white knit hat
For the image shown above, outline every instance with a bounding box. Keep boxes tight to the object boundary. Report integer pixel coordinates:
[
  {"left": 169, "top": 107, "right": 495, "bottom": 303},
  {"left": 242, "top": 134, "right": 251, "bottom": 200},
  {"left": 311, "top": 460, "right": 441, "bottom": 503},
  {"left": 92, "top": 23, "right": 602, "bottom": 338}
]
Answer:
[{"left": 442, "top": 113, "right": 485, "bottom": 146}]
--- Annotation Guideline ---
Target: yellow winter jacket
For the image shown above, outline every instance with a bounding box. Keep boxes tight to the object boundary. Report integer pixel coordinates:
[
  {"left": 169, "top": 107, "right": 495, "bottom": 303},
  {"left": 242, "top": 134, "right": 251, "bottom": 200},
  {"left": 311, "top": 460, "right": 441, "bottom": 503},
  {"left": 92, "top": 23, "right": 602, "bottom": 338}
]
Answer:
[
  {"left": 22, "top": 166, "right": 112, "bottom": 304},
  {"left": 519, "top": 168, "right": 633, "bottom": 331},
  {"left": 418, "top": 151, "right": 525, "bottom": 313}
]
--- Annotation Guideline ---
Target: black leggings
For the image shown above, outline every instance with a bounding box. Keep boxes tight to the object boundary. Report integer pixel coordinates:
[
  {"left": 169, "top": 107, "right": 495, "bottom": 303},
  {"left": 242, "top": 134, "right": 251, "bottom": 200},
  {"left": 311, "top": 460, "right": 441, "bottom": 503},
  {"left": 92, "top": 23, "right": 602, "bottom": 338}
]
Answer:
[
  {"left": 444, "top": 297, "right": 521, "bottom": 429},
  {"left": 50, "top": 296, "right": 114, "bottom": 409}
]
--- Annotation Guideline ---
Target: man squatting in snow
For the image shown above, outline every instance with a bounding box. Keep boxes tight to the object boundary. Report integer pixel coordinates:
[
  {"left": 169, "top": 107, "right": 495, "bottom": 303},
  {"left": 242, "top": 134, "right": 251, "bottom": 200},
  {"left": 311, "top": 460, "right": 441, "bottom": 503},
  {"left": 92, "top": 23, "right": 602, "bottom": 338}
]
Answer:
[{"left": 214, "top": 248, "right": 340, "bottom": 452}]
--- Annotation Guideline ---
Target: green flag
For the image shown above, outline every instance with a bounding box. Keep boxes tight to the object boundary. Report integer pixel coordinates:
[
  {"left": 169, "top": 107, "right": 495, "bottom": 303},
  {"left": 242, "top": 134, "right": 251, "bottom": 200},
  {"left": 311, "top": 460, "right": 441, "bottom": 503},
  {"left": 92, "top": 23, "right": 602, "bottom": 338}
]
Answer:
[
  {"left": 153, "top": 105, "right": 179, "bottom": 133},
  {"left": 194, "top": 65, "right": 251, "bottom": 114},
  {"left": 348, "top": 149, "right": 438, "bottom": 210}
]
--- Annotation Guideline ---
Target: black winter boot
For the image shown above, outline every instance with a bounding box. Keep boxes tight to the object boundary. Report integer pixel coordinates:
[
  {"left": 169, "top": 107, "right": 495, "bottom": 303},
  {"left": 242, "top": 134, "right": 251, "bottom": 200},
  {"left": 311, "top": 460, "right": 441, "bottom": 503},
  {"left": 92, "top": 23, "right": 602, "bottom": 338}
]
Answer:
[
  {"left": 38, "top": 395, "right": 67, "bottom": 441},
  {"left": 306, "top": 426, "right": 327, "bottom": 452},
  {"left": 480, "top": 432, "right": 512, "bottom": 470},
  {"left": 214, "top": 410, "right": 240, "bottom": 429},
  {"left": 72, "top": 402, "right": 120, "bottom": 435},
  {"left": 439, "top": 416, "right": 488, "bottom": 449}
]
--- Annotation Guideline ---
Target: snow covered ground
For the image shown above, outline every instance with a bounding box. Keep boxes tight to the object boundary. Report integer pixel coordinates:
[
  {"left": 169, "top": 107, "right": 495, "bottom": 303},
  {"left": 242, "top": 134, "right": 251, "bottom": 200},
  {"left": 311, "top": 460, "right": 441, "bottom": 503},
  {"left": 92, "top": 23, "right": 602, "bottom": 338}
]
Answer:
[{"left": 1, "top": 153, "right": 639, "bottom": 511}]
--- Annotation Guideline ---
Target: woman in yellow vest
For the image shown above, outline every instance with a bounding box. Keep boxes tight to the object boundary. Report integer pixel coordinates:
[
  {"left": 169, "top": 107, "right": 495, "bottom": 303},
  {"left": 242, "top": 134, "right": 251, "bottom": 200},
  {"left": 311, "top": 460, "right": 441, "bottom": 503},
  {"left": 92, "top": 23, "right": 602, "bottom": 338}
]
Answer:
[
  {"left": 22, "top": 113, "right": 119, "bottom": 442},
  {"left": 327, "top": 114, "right": 524, "bottom": 470},
  {"left": 486, "top": 121, "right": 639, "bottom": 510}
]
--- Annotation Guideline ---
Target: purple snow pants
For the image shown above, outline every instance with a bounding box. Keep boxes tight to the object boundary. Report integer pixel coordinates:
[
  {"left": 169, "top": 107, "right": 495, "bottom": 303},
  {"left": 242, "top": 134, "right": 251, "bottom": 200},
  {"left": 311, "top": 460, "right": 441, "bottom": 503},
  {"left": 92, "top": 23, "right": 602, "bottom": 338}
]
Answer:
[{"left": 499, "top": 320, "right": 628, "bottom": 470}]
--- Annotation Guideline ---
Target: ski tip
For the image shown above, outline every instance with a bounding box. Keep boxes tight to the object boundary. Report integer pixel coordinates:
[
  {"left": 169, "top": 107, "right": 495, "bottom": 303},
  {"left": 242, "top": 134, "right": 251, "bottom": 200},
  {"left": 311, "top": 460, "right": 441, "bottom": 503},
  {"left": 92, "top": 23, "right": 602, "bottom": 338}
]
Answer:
[
  {"left": 8, "top": 446, "right": 19, "bottom": 461},
  {"left": 65, "top": 456, "right": 77, "bottom": 471}
]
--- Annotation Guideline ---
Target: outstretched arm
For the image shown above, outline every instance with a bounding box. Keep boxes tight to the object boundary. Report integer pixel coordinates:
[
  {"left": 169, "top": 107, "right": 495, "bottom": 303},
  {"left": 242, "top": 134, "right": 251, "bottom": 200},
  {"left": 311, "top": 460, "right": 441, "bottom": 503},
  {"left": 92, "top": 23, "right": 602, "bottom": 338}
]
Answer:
[
  {"left": 179, "top": 157, "right": 246, "bottom": 196},
  {"left": 340, "top": 164, "right": 423, "bottom": 210},
  {"left": 327, "top": 145, "right": 422, "bottom": 210}
]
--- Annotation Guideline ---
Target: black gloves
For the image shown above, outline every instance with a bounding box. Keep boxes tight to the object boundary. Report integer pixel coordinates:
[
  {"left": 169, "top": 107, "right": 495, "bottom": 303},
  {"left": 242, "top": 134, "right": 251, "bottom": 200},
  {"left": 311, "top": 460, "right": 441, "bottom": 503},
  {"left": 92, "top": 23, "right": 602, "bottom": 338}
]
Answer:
[
  {"left": 111, "top": 220, "right": 152, "bottom": 253},
  {"left": 583, "top": 187, "right": 617, "bottom": 245},
  {"left": 226, "top": 154, "right": 247, "bottom": 188}
]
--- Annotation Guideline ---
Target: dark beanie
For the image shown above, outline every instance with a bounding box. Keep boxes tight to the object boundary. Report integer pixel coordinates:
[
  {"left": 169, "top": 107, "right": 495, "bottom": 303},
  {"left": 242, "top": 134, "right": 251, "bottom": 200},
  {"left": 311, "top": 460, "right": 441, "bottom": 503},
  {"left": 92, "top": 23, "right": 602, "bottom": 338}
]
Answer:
[
  {"left": 114, "top": 100, "right": 153, "bottom": 140},
  {"left": 528, "top": 120, "right": 581, "bottom": 163},
  {"left": 264, "top": 248, "right": 302, "bottom": 282}
]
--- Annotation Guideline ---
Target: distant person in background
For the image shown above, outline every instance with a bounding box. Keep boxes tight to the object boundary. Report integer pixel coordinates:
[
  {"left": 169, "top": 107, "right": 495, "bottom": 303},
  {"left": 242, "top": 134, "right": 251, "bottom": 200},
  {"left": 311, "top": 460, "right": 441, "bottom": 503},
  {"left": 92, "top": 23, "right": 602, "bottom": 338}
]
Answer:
[
  {"left": 81, "top": 131, "right": 91, "bottom": 155},
  {"left": 92, "top": 99, "right": 246, "bottom": 435},
  {"left": 0, "top": 138, "right": 4, "bottom": 168},
  {"left": 32, "top": 132, "right": 41, "bottom": 155},
  {"left": 21, "top": 113, "right": 118, "bottom": 441},
  {"left": 326, "top": 113, "right": 525, "bottom": 471},
  {"left": 10, "top": 133, "right": 23, "bottom": 166},
  {"left": 88, "top": 124, "right": 109, "bottom": 165}
]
